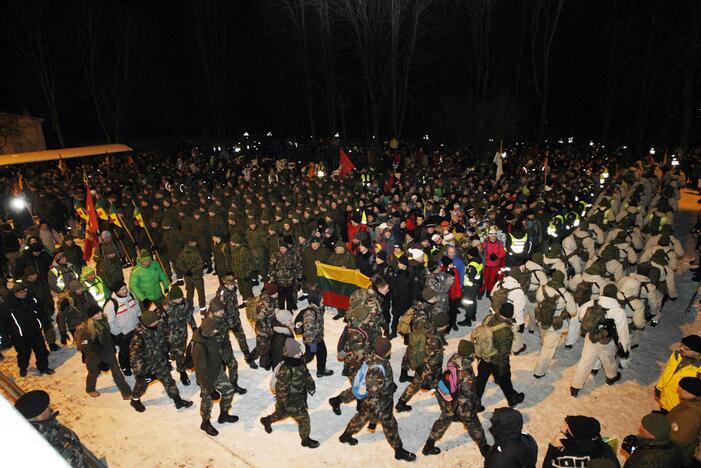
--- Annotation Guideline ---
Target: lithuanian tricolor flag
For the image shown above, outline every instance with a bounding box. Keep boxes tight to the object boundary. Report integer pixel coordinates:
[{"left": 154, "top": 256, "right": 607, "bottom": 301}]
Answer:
[{"left": 316, "top": 263, "right": 371, "bottom": 310}]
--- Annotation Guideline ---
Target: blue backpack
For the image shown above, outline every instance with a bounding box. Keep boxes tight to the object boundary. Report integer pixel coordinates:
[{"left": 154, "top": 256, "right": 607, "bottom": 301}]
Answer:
[{"left": 352, "top": 362, "right": 386, "bottom": 400}]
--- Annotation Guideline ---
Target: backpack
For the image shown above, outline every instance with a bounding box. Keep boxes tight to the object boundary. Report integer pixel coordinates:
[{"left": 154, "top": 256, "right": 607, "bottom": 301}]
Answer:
[
  {"left": 437, "top": 361, "right": 459, "bottom": 402},
  {"left": 580, "top": 300, "right": 611, "bottom": 344},
  {"left": 535, "top": 287, "right": 566, "bottom": 329},
  {"left": 573, "top": 233, "right": 591, "bottom": 261},
  {"left": 573, "top": 280, "right": 593, "bottom": 306},
  {"left": 293, "top": 310, "right": 305, "bottom": 336},
  {"left": 397, "top": 306, "right": 415, "bottom": 335},
  {"left": 352, "top": 362, "right": 386, "bottom": 400},
  {"left": 269, "top": 361, "right": 284, "bottom": 394},
  {"left": 337, "top": 326, "right": 368, "bottom": 361},
  {"left": 245, "top": 301, "right": 258, "bottom": 324},
  {"left": 471, "top": 317, "right": 511, "bottom": 361},
  {"left": 490, "top": 282, "right": 517, "bottom": 313},
  {"left": 509, "top": 268, "right": 532, "bottom": 293},
  {"left": 406, "top": 327, "right": 427, "bottom": 369}
]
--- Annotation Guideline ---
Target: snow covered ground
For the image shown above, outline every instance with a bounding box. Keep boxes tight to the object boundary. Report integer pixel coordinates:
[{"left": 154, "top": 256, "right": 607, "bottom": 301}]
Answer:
[{"left": 2, "top": 190, "right": 700, "bottom": 468}]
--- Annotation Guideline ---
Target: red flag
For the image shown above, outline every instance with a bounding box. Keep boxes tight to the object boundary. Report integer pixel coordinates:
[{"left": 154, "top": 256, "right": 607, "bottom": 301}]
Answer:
[
  {"left": 83, "top": 187, "right": 100, "bottom": 262},
  {"left": 339, "top": 148, "right": 356, "bottom": 177}
]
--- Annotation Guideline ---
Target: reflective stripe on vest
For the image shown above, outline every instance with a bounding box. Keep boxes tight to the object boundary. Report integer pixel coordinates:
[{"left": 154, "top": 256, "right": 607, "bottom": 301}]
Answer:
[
  {"left": 51, "top": 268, "right": 65, "bottom": 291},
  {"left": 509, "top": 233, "right": 528, "bottom": 254},
  {"left": 464, "top": 261, "right": 483, "bottom": 287}
]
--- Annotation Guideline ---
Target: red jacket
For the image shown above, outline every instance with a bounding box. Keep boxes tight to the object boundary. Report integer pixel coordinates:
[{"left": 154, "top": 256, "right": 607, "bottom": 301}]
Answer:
[
  {"left": 482, "top": 239, "right": 506, "bottom": 268},
  {"left": 441, "top": 266, "right": 462, "bottom": 300}
]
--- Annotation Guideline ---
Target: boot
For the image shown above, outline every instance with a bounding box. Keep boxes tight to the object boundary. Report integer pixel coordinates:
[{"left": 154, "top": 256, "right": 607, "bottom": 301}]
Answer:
[
  {"left": 395, "top": 400, "right": 412, "bottom": 412},
  {"left": 39, "top": 368, "right": 55, "bottom": 375},
  {"left": 570, "top": 387, "right": 580, "bottom": 398},
  {"left": 200, "top": 419, "right": 219, "bottom": 436},
  {"left": 48, "top": 343, "right": 61, "bottom": 352},
  {"left": 260, "top": 416, "right": 273, "bottom": 433},
  {"left": 591, "top": 369, "right": 599, "bottom": 376},
  {"left": 301, "top": 437, "right": 319, "bottom": 449},
  {"left": 211, "top": 390, "right": 221, "bottom": 401},
  {"left": 513, "top": 344, "right": 527, "bottom": 355},
  {"left": 422, "top": 439, "right": 440, "bottom": 456},
  {"left": 246, "top": 357, "right": 259, "bottom": 369},
  {"left": 394, "top": 446, "right": 417, "bottom": 462},
  {"left": 19, "top": 368, "right": 27, "bottom": 377},
  {"left": 174, "top": 397, "right": 193, "bottom": 409},
  {"left": 131, "top": 399, "right": 146, "bottom": 412},
  {"left": 87, "top": 390, "right": 100, "bottom": 398},
  {"left": 233, "top": 384, "right": 248, "bottom": 395},
  {"left": 399, "top": 369, "right": 411, "bottom": 383},
  {"left": 317, "top": 369, "right": 334, "bottom": 378},
  {"left": 339, "top": 432, "right": 358, "bottom": 446},
  {"left": 508, "top": 392, "right": 525, "bottom": 407},
  {"left": 457, "top": 319, "right": 471, "bottom": 327},
  {"left": 329, "top": 396, "right": 342, "bottom": 416},
  {"left": 478, "top": 443, "right": 491, "bottom": 457},
  {"left": 367, "top": 422, "right": 377, "bottom": 433},
  {"left": 180, "top": 371, "right": 191, "bottom": 386},
  {"left": 605, "top": 372, "right": 622, "bottom": 385},
  {"left": 218, "top": 412, "right": 239, "bottom": 424}
]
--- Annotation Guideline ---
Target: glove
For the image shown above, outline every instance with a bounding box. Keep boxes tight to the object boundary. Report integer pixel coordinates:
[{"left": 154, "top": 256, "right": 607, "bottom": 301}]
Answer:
[
  {"left": 60, "top": 335, "right": 69, "bottom": 345},
  {"left": 489, "top": 253, "right": 498, "bottom": 261},
  {"left": 518, "top": 324, "right": 525, "bottom": 333}
]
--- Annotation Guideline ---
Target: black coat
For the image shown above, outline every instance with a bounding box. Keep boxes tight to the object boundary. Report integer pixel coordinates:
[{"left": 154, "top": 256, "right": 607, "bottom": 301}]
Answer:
[
  {"left": 269, "top": 327, "right": 293, "bottom": 371},
  {"left": 543, "top": 438, "right": 620, "bottom": 468},
  {"left": 389, "top": 267, "right": 413, "bottom": 312},
  {"left": 6, "top": 294, "right": 44, "bottom": 339},
  {"left": 14, "top": 250, "right": 53, "bottom": 283},
  {"left": 485, "top": 408, "right": 538, "bottom": 468},
  {"left": 356, "top": 251, "right": 374, "bottom": 277}
]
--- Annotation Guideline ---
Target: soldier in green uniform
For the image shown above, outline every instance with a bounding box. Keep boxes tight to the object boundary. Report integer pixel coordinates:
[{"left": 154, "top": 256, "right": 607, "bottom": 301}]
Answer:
[
  {"left": 260, "top": 338, "right": 319, "bottom": 449},
  {"left": 338, "top": 336, "right": 416, "bottom": 462},
  {"left": 159, "top": 218, "right": 183, "bottom": 281},
  {"left": 192, "top": 316, "right": 239, "bottom": 437},
  {"left": 217, "top": 234, "right": 255, "bottom": 300},
  {"left": 161, "top": 286, "right": 195, "bottom": 385},
  {"left": 206, "top": 297, "right": 248, "bottom": 394},
  {"left": 246, "top": 220, "right": 269, "bottom": 282},
  {"left": 269, "top": 240, "right": 302, "bottom": 311},
  {"left": 175, "top": 236, "right": 206, "bottom": 313},
  {"left": 95, "top": 233, "right": 124, "bottom": 290},
  {"left": 422, "top": 340, "right": 490, "bottom": 457},
  {"left": 301, "top": 237, "right": 330, "bottom": 306},
  {"left": 250, "top": 283, "right": 278, "bottom": 365},
  {"left": 15, "top": 390, "right": 90, "bottom": 467},
  {"left": 216, "top": 276, "right": 257, "bottom": 368},
  {"left": 128, "top": 307, "right": 193, "bottom": 413}
]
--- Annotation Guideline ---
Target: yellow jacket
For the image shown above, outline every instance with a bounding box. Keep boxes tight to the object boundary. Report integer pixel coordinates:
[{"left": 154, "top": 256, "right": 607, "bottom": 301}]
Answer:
[{"left": 656, "top": 351, "right": 701, "bottom": 411}]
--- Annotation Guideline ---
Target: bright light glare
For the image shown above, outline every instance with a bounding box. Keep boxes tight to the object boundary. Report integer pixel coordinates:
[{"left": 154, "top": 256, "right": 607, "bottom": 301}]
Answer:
[
  {"left": 243, "top": 132, "right": 249, "bottom": 137},
  {"left": 334, "top": 132, "right": 340, "bottom": 138},
  {"left": 266, "top": 132, "right": 272, "bottom": 137},
  {"left": 650, "top": 147, "right": 656, "bottom": 154},
  {"left": 317, "top": 170, "right": 325, "bottom": 177},
  {"left": 10, "top": 197, "right": 26, "bottom": 211}
]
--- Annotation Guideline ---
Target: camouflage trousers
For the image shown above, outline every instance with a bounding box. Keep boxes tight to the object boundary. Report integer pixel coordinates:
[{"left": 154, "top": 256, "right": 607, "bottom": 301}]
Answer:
[
  {"left": 185, "top": 277, "right": 206, "bottom": 310},
  {"left": 335, "top": 358, "right": 362, "bottom": 404},
  {"left": 229, "top": 318, "right": 252, "bottom": 358},
  {"left": 200, "top": 369, "right": 234, "bottom": 420},
  {"left": 268, "top": 405, "right": 311, "bottom": 439},
  {"left": 399, "top": 364, "right": 440, "bottom": 404},
  {"left": 237, "top": 277, "right": 254, "bottom": 301},
  {"left": 344, "top": 409, "right": 401, "bottom": 449},
  {"left": 255, "top": 335, "right": 271, "bottom": 363},
  {"left": 223, "top": 356, "right": 239, "bottom": 386},
  {"left": 132, "top": 364, "right": 181, "bottom": 401},
  {"left": 168, "top": 331, "right": 188, "bottom": 372},
  {"left": 428, "top": 397, "right": 488, "bottom": 452}
]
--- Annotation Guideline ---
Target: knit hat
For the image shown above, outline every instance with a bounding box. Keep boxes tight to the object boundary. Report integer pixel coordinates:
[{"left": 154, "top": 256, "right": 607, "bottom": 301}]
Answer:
[
  {"left": 682, "top": 335, "right": 701, "bottom": 353},
  {"left": 499, "top": 302, "right": 514, "bottom": 319},
  {"left": 53, "top": 251, "right": 66, "bottom": 262},
  {"left": 651, "top": 249, "right": 669, "bottom": 266},
  {"left": 137, "top": 249, "right": 152, "bottom": 263},
  {"left": 275, "top": 309, "right": 293, "bottom": 325},
  {"left": 15, "top": 390, "right": 50, "bottom": 420},
  {"left": 584, "top": 260, "right": 605, "bottom": 277},
  {"left": 422, "top": 287, "right": 438, "bottom": 302},
  {"left": 68, "top": 280, "right": 83, "bottom": 294},
  {"left": 458, "top": 339, "right": 474, "bottom": 358},
  {"left": 86, "top": 305, "right": 102, "bottom": 318},
  {"left": 641, "top": 412, "right": 671, "bottom": 442},
  {"left": 141, "top": 308, "right": 159, "bottom": 327},
  {"left": 208, "top": 297, "right": 224, "bottom": 313},
  {"left": 602, "top": 284, "right": 618, "bottom": 298},
  {"left": 433, "top": 311, "right": 449, "bottom": 328},
  {"left": 263, "top": 282, "right": 278, "bottom": 296},
  {"left": 467, "top": 247, "right": 479, "bottom": 258},
  {"left": 565, "top": 415, "right": 601, "bottom": 441},
  {"left": 600, "top": 244, "right": 618, "bottom": 262},
  {"left": 80, "top": 266, "right": 95, "bottom": 281},
  {"left": 374, "top": 336, "right": 391, "bottom": 357},
  {"left": 12, "top": 282, "right": 27, "bottom": 293},
  {"left": 283, "top": 338, "right": 304, "bottom": 358},
  {"left": 376, "top": 251, "right": 388, "bottom": 262},
  {"left": 679, "top": 377, "right": 701, "bottom": 397},
  {"left": 111, "top": 281, "right": 127, "bottom": 293},
  {"left": 23, "top": 266, "right": 38, "bottom": 278},
  {"left": 408, "top": 248, "right": 424, "bottom": 262},
  {"left": 222, "top": 275, "right": 236, "bottom": 285},
  {"left": 168, "top": 286, "right": 183, "bottom": 300},
  {"left": 200, "top": 317, "right": 219, "bottom": 337},
  {"left": 545, "top": 243, "right": 562, "bottom": 259},
  {"left": 398, "top": 256, "right": 410, "bottom": 267}
]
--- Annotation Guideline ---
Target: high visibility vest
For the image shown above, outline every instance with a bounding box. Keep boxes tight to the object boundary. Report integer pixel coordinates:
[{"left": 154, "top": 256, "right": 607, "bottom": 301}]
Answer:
[
  {"left": 464, "top": 261, "right": 483, "bottom": 287},
  {"left": 51, "top": 267, "right": 66, "bottom": 292},
  {"left": 84, "top": 278, "right": 107, "bottom": 307},
  {"left": 547, "top": 214, "right": 564, "bottom": 237},
  {"left": 508, "top": 233, "right": 528, "bottom": 255},
  {"left": 361, "top": 173, "right": 371, "bottom": 185}
]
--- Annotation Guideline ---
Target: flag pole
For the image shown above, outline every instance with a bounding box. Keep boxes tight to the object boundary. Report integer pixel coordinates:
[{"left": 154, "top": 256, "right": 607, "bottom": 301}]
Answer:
[{"left": 130, "top": 199, "right": 167, "bottom": 273}]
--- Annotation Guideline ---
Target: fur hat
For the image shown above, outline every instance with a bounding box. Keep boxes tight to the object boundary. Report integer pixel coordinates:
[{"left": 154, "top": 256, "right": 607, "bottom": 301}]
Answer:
[
  {"left": 499, "top": 302, "right": 514, "bottom": 319},
  {"left": 283, "top": 338, "right": 304, "bottom": 358},
  {"left": 374, "top": 336, "right": 391, "bottom": 357},
  {"left": 200, "top": 317, "right": 219, "bottom": 337},
  {"left": 641, "top": 412, "right": 671, "bottom": 442},
  {"left": 458, "top": 339, "right": 474, "bottom": 358},
  {"left": 141, "top": 308, "right": 159, "bottom": 327},
  {"left": 275, "top": 309, "right": 293, "bottom": 326}
]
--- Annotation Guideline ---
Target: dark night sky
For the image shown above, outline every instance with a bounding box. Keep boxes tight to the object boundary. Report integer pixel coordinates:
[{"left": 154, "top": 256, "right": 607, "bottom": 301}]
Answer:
[{"left": 0, "top": 0, "right": 698, "bottom": 149}]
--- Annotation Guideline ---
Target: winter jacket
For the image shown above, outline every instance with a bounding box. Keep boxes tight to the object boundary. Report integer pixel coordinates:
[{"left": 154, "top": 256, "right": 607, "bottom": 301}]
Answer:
[
  {"left": 485, "top": 407, "right": 538, "bottom": 468},
  {"left": 103, "top": 292, "right": 141, "bottom": 336},
  {"left": 481, "top": 313, "right": 514, "bottom": 370},
  {"left": 269, "top": 324, "right": 293, "bottom": 370},
  {"left": 301, "top": 245, "right": 330, "bottom": 287},
  {"left": 129, "top": 261, "right": 169, "bottom": 302},
  {"left": 14, "top": 249, "right": 53, "bottom": 283},
  {"left": 191, "top": 329, "right": 224, "bottom": 394},
  {"left": 491, "top": 276, "right": 527, "bottom": 325},
  {"left": 389, "top": 267, "right": 413, "bottom": 312},
  {"left": 74, "top": 317, "right": 117, "bottom": 362},
  {"left": 624, "top": 438, "right": 678, "bottom": 467},
  {"left": 542, "top": 437, "right": 619, "bottom": 468},
  {"left": 301, "top": 306, "right": 324, "bottom": 345},
  {"left": 576, "top": 295, "right": 631, "bottom": 352},
  {"left": 275, "top": 356, "right": 315, "bottom": 412},
  {"left": 482, "top": 239, "right": 506, "bottom": 269},
  {"left": 129, "top": 321, "right": 168, "bottom": 377},
  {"left": 48, "top": 263, "right": 80, "bottom": 293},
  {"left": 667, "top": 397, "right": 701, "bottom": 466},
  {"left": 355, "top": 250, "right": 374, "bottom": 277},
  {"left": 656, "top": 351, "right": 701, "bottom": 412},
  {"left": 326, "top": 250, "right": 356, "bottom": 269},
  {"left": 6, "top": 294, "right": 43, "bottom": 338}
]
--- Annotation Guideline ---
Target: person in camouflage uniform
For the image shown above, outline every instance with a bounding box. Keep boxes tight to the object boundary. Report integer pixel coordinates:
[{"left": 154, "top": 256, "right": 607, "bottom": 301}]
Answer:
[
  {"left": 219, "top": 234, "right": 255, "bottom": 300},
  {"left": 128, "top": 307, "right": 193, "bottom": 412},
  {"left": 206, "top": 297, "right": 247, "bottom": 394},
  {"left": 246, "top": 221, "right": 269, "bottom": 281},
  {"left": 15, "top": 390, "right": 89, "bottom": 468},
  {"left": 396, "top": 311, "right": 449, "bottom": 412},
  {"left": 175, "top": 237, "right": 206, "bottom": 312},
  {"left": 192, "top": 316, "right": 238, "bottom": 436},
  {"left": 269, "top": 240, "right": 302, "bottom": 311},
  {"left": 298, "top": 304, "right": 333, "bottom": 377},
  {"left": 260, "top": 338, "right": 319, "bottom": 449},
  {"left": 159, "top": 218, "right": 182, "bottom": 280},
  {"left": 161, "top": 286, "right": 195, "bottom": 385},
  {"left": 399, "top": 288, "right": 439, "bottom": 383},
  {"left": 422, "top": 340, "right": 489, "bottom": 457},
  {"left": 250, "top": 283, "right": 278, "bottom": 365},
  {"left": 338, "top": 336, "right": 416, "bottom": 462},
  {"left": 216, "top": 275, "right": 257, "bottom": 368},
  {"left": 95, "top": 232, "right": 124, "bottom": 289}
]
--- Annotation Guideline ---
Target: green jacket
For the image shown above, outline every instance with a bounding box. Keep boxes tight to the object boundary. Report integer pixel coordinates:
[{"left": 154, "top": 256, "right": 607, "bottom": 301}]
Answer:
[
  {"left": 624, "top": 438, "right": 677, "bottom": 467},
  {"left": 667, "top": 398, "right": 701, "bottom": 466},
  {"left": 129, "top": 261, "right": 169, "bottom": 301},
  {"left": 191, "top": 329, "right": 224, "bottom": 394}
]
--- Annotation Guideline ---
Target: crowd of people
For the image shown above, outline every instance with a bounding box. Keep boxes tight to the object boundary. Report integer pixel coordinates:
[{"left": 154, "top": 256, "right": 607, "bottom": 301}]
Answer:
[{"left": 0, "top": 140, "right": 699, "bottom": 467}]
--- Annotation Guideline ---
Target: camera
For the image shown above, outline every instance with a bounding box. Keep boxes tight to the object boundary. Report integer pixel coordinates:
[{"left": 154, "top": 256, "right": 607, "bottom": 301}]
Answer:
[{"left": 621, "top": 434, "right": 639, "bottom": 455}]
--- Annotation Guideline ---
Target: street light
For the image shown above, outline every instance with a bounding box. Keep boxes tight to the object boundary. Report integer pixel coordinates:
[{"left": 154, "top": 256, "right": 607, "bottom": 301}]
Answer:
[{"left": 10, "top": 197, "right": 26, "bottom": 211}]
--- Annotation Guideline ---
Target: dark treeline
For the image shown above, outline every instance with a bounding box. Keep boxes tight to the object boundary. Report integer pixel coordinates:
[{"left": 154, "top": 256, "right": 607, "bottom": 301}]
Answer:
[{"left": 0, "top": 0, "right": 699, "bottom": 152}]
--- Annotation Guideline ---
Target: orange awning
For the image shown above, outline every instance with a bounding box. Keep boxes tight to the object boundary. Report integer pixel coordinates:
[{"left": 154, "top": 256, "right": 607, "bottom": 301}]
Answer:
[{"left": 0, "top": 144, "right": 133, "bottom": 166}]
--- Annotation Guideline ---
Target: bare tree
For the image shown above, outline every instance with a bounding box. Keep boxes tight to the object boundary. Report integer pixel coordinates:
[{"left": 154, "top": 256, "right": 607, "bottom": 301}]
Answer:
[
  {"left": 0, "top": 114, "right": 22, "bottom": 152},
  {"left": 190, "top": 0, "right": 230, "bottom": 138},
  {"left": 6, "top": 0, "right": 66, "bottom": 147}
]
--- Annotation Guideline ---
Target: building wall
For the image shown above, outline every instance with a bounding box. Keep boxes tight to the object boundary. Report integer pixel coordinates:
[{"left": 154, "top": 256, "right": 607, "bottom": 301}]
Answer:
[{"left": 0, "top": 113, "right": 47, "bottom": 154}]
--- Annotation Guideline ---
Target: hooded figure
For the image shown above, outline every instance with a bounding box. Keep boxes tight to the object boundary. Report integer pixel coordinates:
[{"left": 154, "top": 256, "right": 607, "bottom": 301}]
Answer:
[
  {"left": 484, "top": 407, "right": 537, "bottom": 467},
  {"left": 542, "top": 415, "right": 618, "bottom": 467}
]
